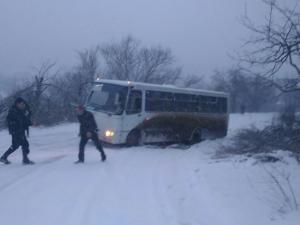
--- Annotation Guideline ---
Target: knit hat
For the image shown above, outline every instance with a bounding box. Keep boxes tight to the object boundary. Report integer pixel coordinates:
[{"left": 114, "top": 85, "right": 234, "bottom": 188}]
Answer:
[{"left": 15, "top": 97, "right": 26, "bottom": 105}]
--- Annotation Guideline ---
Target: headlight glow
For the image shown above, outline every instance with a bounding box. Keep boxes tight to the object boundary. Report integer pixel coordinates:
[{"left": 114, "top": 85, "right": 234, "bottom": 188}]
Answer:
[{"left": 105, "top": 130, "right": 114, "bottom": 137}]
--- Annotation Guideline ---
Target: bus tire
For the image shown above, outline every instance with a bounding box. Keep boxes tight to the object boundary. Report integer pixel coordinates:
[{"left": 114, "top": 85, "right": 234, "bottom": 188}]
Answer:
[
  {"left": 190, "top": 128, "right": 202, "bottom": 144},
  {"left": 126, "top": 129, "right": 142, "bottom": 147}
]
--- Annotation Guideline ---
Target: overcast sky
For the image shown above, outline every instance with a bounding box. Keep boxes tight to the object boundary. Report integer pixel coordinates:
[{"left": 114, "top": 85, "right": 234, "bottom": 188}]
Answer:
[{"left": 0, "top": 0, "right": 283, "bottom": 78}]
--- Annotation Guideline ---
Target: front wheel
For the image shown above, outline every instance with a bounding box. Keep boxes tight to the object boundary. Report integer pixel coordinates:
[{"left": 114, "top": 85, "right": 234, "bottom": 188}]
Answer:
[{"left": 126, "top": 129, "right": 142, "bottom": 147}]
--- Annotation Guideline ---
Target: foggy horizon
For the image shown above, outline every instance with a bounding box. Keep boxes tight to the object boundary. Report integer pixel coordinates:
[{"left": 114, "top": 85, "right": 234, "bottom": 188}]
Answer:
[
  {"left": 0, "top": 0, "right": 265, "bottom": 79},
  {"left": 0, "top": 0, "right": 297, "bottom": 79}
]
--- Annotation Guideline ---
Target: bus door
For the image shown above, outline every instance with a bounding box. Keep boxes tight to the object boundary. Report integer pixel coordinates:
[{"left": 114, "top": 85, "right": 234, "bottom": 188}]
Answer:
[{"left": 122, "top": 89, "right": 143, "bottom": 134}]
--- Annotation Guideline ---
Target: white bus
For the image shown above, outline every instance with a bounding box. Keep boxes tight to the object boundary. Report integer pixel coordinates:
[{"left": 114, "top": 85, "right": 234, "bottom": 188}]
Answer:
[{"left": 86, "top": 79, "right": 229, "bottom": 146}]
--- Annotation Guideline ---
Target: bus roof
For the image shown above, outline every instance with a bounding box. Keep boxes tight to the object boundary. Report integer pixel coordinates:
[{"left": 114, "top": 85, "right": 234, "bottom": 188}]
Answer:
[{"left": 95, "top": 79, "right": 229, "bottom": 97}]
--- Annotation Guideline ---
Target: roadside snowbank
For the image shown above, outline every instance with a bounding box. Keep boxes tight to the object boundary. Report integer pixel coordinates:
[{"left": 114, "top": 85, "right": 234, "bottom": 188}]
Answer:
[{"left": 0, "top": 113, "right": 298, "bottom": 225}]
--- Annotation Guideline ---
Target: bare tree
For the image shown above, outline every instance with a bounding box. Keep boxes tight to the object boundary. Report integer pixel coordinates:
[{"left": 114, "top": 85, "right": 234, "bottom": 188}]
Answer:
[
  {"left": 177, "top": 74, "right": 205, "bottom": 89},
  {"left": 29, "top": 62, "right": 58, "bottom": 117},
  {"left": 101, "top": 35, "right": 181, "bottom": 84},
  {"left": 71, "top": 47, "right": 100, "bottom": 103},
  {"left": 137, "top": 46, "right": 181, "bottom": 84},
  {"left": 101, "top": 36, "right": 139, "bottom": 81},
  {"left": 211, "top": 68, "right": 277, "bottom": 112},
  {"left": 41, "top": 47, "right": 101, "bottom": 123},
  {"left": 0, "top": 62, "right": 59, "bottom": 126},
  {"left": 240, "top": 0, "right": 300, "bottom": 92}
]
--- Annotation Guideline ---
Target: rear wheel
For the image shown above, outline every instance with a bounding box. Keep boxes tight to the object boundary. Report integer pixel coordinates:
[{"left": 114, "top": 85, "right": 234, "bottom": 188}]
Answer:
[
  {"left": 126, "top": 129, "right": 142, "bottom": 146},
  {"left": 190, "top": 128, "right": 202, "bottom": 144}
]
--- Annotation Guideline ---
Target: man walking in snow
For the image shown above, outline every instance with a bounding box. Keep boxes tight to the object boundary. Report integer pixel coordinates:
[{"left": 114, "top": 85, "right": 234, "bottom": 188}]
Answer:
[
  {"left": 0, "top": 97, "right": 34, "bottom": 165},
  {"left": 75, "top": 105, "right": 106, "bottom": 163}
]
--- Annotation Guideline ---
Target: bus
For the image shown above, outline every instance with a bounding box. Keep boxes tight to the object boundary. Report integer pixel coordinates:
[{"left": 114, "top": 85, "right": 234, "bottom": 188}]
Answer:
[{"left": 86, "top": 79, "right": 229, "bottom": 146}]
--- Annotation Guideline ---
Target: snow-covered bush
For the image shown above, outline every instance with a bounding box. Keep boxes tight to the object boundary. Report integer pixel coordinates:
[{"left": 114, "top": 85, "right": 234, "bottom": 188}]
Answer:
[{"left": 220, "top": 114, "right": 300, "bottom": 162}]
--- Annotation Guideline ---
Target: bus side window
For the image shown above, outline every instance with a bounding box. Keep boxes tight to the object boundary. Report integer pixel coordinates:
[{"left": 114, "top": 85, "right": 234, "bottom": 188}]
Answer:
[
  {"left": 197, "top": 95, "right": 204, "bottom": 112},
  {"left": 219, "top": 97, "right": 227, "bottom": 113},
  {"left": 199, "top": 96, "right": 210, "bottom": 113},
  {"left": 145, "top": 91, "right": 173, "bottom": 112},
  {"left": 126, "top": 90, "right": 142, "bottom": 114},
  {"left": 209, "top": 97, "right": 217, "bottom": 113}
]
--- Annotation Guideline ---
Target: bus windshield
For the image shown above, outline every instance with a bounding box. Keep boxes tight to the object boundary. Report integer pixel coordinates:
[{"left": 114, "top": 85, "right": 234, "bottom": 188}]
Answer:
[{"left": 87, "top": 83, "right": 128, "bottom": 115}]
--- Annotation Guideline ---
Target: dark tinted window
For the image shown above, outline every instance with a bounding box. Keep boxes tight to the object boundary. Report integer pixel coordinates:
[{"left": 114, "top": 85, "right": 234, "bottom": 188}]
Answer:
[
  {"left": 145, "top": 91, "right": 173, "bottom": 112},
  {"left": 198, "top": 96, "right": 227, "bottom": 113},
  {"left": 174, "top": 94, "right": 198, "bottom": 112},
  {"left": 145, "top": 90, "right": 227, "bottom": 114},
  {"left": 218, "top": 97, "right": 227, "bottom": 113}
]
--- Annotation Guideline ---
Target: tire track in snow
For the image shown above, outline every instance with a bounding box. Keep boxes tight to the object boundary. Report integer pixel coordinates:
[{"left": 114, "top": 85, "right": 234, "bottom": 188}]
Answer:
[
  {"left": 151, "top": 150, "right": 181, "bottom": 225},
  {"left": 153, "top": 149, "right": 224, "bottom": 225},
  {"left": 0, "top": 155, "right": 67, "bottom": 193},
  {"left": 61, "top": 165, "right": 109, "bottom": 225},
  {"left": 71, "top": 149, "right": 174, "bottom": 225}
]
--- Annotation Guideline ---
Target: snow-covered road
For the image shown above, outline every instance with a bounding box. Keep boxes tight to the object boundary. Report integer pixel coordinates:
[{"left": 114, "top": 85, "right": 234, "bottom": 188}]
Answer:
[{"left": 0, "top": 113, "right": 299, "bottom": 225}]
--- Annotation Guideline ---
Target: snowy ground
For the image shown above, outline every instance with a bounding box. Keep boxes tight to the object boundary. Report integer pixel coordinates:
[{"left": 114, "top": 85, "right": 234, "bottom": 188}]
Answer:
[{"left": 0, "top": 113, "right": 299, "bottom": 225}]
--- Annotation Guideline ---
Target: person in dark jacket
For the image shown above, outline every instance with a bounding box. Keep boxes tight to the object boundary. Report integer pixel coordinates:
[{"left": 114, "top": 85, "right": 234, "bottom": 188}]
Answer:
[
  {"left": 75, "top": 105, "right": 106, "bottom": 163},
  {"left": 0, "top": 97, "right": 34, "bottom": 165}
]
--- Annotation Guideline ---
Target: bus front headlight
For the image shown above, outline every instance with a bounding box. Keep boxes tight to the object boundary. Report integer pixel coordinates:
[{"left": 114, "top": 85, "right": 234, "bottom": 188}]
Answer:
[{"left": 105, "top": 130, "right": 115, "bottom": 137}]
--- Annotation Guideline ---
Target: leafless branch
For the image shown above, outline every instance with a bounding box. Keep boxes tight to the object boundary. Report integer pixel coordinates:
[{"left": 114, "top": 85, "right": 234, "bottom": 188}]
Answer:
[{"left": 239, "top": 0, "right": 300, "bottom": 92}]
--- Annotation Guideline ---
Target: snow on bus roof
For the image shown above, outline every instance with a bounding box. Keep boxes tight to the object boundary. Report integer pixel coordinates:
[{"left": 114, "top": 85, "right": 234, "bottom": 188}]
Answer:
[{"left": 95, "top": 79, "right": 228, "bottom": 97}]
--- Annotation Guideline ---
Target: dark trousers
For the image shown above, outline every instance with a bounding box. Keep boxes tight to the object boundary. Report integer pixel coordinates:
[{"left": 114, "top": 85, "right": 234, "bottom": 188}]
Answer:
[
  {"left": 1, "top": 134, "right": 30, "bottom": 161},
  {"left": 78, "top": 132, "right": 106, "bottom": 161}
]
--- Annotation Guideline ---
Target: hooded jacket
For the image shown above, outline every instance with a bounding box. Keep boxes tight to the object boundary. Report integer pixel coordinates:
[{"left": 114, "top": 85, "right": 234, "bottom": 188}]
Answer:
[
  {"left": 77, "top": 110, "right": 98, "bottom": 137},
  {"left": 6, "top": 105, "right": 32, "bottom": 136}
]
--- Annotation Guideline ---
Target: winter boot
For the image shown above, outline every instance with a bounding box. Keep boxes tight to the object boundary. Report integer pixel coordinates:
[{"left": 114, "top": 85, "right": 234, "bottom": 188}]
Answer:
[
  {"left": 101, "top": 154, "right": 106, "bottom": 162},
  {"left": 0, "top": 157, "right": 11, "bottom": 165},
  {"left": 74, "top": 160, "right": 84, "bottom": 164},
  {"left": 23, "top": 159, "right": 35, "bottom": 165}
]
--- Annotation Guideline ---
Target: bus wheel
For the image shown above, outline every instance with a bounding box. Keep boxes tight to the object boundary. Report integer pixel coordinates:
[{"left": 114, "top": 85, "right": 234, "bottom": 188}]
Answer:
[
  {"left": 190, "top": 128, "right": 202, "bottom": 144},
  {"left": 126, "top": 129, "right": 142, "bottom": 147}
]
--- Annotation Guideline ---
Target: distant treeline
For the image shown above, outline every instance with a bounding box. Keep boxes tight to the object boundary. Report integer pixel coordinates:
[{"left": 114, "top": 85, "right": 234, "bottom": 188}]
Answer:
[{"left": 0, "top": 36, "right": 299, "bottom": 128}]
